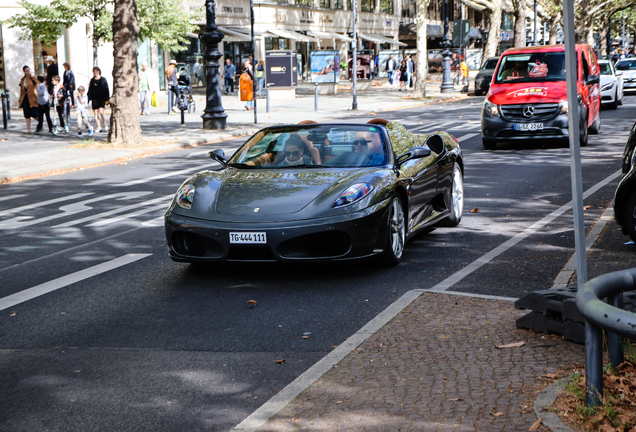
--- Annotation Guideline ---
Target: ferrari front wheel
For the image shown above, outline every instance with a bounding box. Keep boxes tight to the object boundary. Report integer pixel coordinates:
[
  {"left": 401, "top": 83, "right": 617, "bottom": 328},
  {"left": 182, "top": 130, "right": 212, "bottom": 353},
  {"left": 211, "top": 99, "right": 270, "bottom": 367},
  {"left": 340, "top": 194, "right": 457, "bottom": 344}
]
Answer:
[
  {"left": 381, "top": 196, "right": 406, "bottom": 266},
  {"left": 437, "top": 163, "right": 464, "bottom": 227}
]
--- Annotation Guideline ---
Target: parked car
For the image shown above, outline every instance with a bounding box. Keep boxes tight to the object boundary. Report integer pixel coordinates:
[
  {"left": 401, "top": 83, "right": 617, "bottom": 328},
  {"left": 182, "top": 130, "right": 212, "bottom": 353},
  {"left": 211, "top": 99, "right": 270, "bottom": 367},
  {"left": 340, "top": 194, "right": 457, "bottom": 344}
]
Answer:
[
  {"left": 474, "top": 56, "right": 499, "bottom": 96},
  {"left": 598, "top": 59, "right": 624, "bottom": 109},
  {"left": 480, "top": 44, "right": 601, "bottom": 150},
  {"left": 615, "top": 58, "right": 636, "bottom": 93},
  {"left": 164, "top": 120, "right": 464, "bottom": 266},
  {"left": 614, "top": 121, "right": 636, "bottom": 242}
]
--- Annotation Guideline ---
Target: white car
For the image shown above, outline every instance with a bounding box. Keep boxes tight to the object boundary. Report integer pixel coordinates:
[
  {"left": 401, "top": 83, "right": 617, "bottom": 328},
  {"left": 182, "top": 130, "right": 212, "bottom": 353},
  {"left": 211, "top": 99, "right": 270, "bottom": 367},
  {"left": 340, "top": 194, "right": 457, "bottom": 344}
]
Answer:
[
  {"left": 599, "top": 60, "right": 624, "bottom": 109},
  {"left": 616, "top": 58, "right": 636, "bottom": 94}
]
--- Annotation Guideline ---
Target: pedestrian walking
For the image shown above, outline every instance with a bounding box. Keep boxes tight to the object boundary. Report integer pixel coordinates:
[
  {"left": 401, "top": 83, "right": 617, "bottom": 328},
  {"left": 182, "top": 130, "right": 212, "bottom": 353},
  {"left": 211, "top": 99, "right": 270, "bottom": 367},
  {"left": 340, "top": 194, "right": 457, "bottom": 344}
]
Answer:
[
  {"left": 240, "top": 61, "right": 254, "bottom": 110},
  {"left": 460, "top": 58, "right": 468, "bottom": 86},
  {"left": 386, "top": 54, "right": 397, "bottom": 87},
  {"left": 223, "top": 58, "right": 236, "bottom": 94},
  {"left": 255, "top": 58, "right": 265, "bottom": 96},
  {"left": 406, "top": 55, "right": 414, "bottom": 88},
  {"left": 51, "top": 75, "right": 68, "bottom": 133},
  {"left": 18, "top": 65, "right": 39, "bottom": 134},
  {"left": 75, "top": 86, "right": 93, "bottom": 137},
  {"left": 45, "top": 56, "right": 58, "bottom": 95},
  {"left": 35, "top": 75, "right": 54, "bottom": 135},
  {"left": 139, "top": 61, "right": 155, "bottom": 115},
  {"left": 165, "top": 59, "right": 179, "bottom": 114},
  {"left": 399, "top": 60, "right": 408, "bottom": 91},
  {"left": 62, "top": 62, "right": 76, "bottom": 106},
  {"left": 87, "top": 67, "right": 110, "bottom": 132},
  {"left": 193, "top": 58, "right": 202, "bottom": 87}
]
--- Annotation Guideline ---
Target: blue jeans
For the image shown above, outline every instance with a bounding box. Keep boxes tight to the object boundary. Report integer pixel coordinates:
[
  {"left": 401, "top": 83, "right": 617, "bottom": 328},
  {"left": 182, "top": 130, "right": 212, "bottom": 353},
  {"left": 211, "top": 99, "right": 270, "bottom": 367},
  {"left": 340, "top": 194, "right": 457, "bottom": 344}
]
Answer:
[
  {"left": 407, "top": 72, "right": 412, "bottom": 88},
  {"left": 257, "top": 77, "right": 265, "bottom": 96},
  {"left": 224, "top": 77, "right": 234, "bottom": 93},
  {"left": 387, "top": 70, "right": 394, "bottom": 85}
]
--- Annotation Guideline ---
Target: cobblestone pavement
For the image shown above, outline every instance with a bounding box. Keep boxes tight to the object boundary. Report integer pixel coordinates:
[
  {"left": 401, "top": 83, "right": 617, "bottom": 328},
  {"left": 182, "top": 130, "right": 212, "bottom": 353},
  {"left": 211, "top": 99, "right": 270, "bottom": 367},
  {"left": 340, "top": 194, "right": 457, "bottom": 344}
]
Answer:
[{"left": 255, "top": 293, "right": 584, "bottom": 432}]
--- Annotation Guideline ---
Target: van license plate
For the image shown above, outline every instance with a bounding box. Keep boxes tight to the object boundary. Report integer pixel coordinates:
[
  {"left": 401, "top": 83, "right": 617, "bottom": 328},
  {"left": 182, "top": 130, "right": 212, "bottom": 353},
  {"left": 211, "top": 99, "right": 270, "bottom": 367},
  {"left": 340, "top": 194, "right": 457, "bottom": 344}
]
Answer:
[
  {"left": 514, "top": 123, "right": 544, "bottom": 131},
  {"left": 230, "top": 232, "right": 267, "bottom": 244}
]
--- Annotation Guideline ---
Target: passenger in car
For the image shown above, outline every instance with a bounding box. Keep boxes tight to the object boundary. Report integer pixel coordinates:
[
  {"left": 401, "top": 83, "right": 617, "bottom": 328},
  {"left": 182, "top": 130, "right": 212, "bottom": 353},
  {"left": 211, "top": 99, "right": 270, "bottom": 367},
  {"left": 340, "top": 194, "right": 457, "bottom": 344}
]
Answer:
[{"left": 279, "top": 138, "right": 306, "bottom": 166}]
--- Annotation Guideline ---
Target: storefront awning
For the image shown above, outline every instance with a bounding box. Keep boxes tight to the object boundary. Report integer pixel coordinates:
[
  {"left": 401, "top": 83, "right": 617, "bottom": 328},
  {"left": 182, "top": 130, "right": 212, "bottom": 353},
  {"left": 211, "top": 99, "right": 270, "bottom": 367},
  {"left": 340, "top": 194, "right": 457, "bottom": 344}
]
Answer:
[
  {"left": 217, "top": 26, "right": 253, "bottom": 42},
  {"left": 427, "top": 24, "right": 443, "bottom": 38},
  {"left": 468, "top": 28, "right": 484, "bottom": 39},
  {"left": 225, "top": 27, "right": 268, "bottom": 37},
  {"left": 267, "top": 29, "right": 318, "bottom": 42},
  {"left": 358, "top": 32, "right": 407, "bottom": 47},
  {"left": 306, "top": 31, "right": 354, "bottom": 42}
]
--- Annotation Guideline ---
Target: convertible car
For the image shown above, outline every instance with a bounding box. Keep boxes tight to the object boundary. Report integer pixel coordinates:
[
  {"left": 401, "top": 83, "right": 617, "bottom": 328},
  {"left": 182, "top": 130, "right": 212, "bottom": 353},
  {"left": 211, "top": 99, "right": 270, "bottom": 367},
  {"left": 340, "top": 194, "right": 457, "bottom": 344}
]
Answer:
[{"left": 164, "top": 119, "right": 464, "bottom": 265}]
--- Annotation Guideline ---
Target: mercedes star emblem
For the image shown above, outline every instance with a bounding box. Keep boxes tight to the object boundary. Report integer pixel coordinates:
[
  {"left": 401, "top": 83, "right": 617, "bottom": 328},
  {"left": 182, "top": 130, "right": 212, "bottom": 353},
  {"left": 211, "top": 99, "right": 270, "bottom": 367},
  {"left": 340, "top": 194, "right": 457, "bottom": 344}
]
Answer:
[{"left": 523, "top": 106, "right": 535, "bottom": 118}]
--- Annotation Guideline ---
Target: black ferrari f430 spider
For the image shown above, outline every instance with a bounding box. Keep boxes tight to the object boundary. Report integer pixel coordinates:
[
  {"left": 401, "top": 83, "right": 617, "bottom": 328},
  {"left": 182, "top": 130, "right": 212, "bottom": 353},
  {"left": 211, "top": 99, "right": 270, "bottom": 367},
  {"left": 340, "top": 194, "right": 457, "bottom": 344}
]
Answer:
[{"left": 164, "top": 119, "right": 464, "bottom": 265}]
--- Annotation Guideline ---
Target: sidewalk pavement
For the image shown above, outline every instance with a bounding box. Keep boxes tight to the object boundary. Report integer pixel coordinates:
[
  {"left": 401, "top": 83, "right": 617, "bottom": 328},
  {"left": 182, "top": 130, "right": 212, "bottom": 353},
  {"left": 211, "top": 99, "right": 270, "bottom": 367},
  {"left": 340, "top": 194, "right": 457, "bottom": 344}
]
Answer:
[
  {"left": 239, "top": 213, "right": 634, "bottom": 432},
  {"left": 0, "top": 80, "right": 468, "bottom": 182}
]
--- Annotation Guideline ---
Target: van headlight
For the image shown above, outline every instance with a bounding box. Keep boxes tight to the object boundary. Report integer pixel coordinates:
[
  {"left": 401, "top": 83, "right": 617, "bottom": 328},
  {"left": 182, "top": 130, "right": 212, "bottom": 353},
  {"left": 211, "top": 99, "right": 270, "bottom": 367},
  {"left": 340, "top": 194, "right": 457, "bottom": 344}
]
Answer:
[
  {"left": 483, "top": 100, "right": 499, "bottom": 117},
  {"left": 560, "top": 100, "right": 568, "bottom": 113},
  {"left": 600, "top": 82, "right": 615, "bottom": 92}
]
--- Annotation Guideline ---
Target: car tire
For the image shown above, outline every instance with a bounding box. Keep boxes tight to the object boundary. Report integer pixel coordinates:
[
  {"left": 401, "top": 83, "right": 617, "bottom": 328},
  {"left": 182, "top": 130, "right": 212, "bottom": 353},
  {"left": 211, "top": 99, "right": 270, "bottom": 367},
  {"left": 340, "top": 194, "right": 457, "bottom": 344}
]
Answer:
[
  {"left": 436, "top": 163, "right": 464, "bottom": 227},
  {"left": 618, "top": 93, "right": 623, "bottom": 105},
  {"left": 623, "top": 193, "right": 636, "bottom": 243},
  {"left": 589, "top": 112, "right": 601, "bottom": 135},
  {"left": 475, "top": 89, "right": 482, "bottom": 96},
  {"left": 610, "top": 90, "right": 619, "bottom": 109},
  {"left": 380, "top": 196, "right": 406, "bottom": 266},
  {"left": 482, "top": 138, "right": 496, "bottom": 150},
  {"left": 580, "top": 112, "right": 589, "bottom": 147}
]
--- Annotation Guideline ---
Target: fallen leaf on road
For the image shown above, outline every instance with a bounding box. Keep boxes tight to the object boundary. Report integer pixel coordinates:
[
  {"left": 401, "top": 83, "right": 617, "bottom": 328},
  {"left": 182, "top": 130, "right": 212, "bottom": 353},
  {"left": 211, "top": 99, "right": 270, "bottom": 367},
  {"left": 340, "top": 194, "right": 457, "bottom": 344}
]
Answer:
[
  {"left": 419, "top": 121, "right": 423, "bottom": 124},
  {"left": 1, "top": 139, "right": 5, "bottom": 142},
  {"left": 529, "top": 417, "right": 543, "bottom": 431},
  {"left": 117, "top": 162, "right": 128, "bottom": 165},
  {"left": 370, "top": 112, "right": 376, "bottom": 116},
  {"left": 470, "top": 208, "right": 479, "bottom": 213},
  {"left": 335, "top": 401, "right": 343, "bottom": 404},
  {"left": 496, "top": 341, "right": 525, "bottom": 349},
  {"left": 448, "top": 397, "right": 463, "bottom": 401},
  {"left": 247, "top": 300, "right": 257, "bottom": 306},
  {"left": 583, "top": 205, "right": 592, "bottom": 210},
  {"left": 301, "top": 336, "right": 309, "bottom": 339},
  {"left": 276, "top": 359, "right": 285, "bottom": 364},
  {"left": 543, "top": 373, "right": 559, "bottom": 379},
  {"left": 332, "top": 345, "right": 338, "bottom": 349},
  {"left": 492, "top": 412, "right": 503, "bottom": 417},
  {"left": 10, "top": 313, "right": 16, "bottom": 317}
]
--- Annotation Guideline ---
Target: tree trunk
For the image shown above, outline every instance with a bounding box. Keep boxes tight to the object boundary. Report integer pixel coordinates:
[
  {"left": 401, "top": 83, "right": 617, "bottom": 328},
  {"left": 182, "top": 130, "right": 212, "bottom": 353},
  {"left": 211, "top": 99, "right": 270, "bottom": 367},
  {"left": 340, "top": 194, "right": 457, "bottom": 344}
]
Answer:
[
  {"left": 413, "top": 0, "right": 430, "bottom": 98},
  {"left": 576, "top": 0, "right": 588, "bottom": 43},
  {"left": 93, "top": 36, "right": 99, "bottom": 67},
  {"left": 513, "top": 0, "right": 526, "bottom": 48},
  {"left": 548, "top": 12, "right": 560, "bottom": 44},
  {"left": 108, "top": 0, "right": 141, "bottom": 145},
  {"left": 599, "top": 13, "right": 608, "bottom": 55},
  {"left": 483, "top": 5, "right": 502, "bottom": 60},
  {"left": 585, "top": 13, "right": 595, "bottom": 45}
]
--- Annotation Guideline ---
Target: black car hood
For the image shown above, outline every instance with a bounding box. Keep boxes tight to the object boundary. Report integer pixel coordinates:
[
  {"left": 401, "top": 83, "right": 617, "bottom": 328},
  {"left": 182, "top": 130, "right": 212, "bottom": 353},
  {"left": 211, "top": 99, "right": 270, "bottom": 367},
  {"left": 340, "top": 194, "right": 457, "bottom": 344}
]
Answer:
[{"left": 215, "top": 169, "right": 352, "bottom": 215}]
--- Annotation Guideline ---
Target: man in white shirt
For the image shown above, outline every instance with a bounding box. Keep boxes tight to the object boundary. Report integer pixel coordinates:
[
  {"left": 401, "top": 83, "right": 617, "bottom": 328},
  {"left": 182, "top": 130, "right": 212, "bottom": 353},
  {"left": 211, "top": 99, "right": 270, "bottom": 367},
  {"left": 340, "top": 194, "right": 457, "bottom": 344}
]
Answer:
[{"left": 386, "top": 55, "right": 397, "bottom": 86}]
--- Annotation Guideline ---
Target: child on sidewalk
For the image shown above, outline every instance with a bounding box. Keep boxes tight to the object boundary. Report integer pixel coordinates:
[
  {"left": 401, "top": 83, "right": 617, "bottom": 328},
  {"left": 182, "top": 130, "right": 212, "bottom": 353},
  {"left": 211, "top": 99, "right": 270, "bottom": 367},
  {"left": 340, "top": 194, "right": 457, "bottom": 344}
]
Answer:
[
  {"left": 75, "top": 86, "right": 93, "bottom": 137},
  {"left": 51, "top": 75, "right": 69, "bottom": 133},
  {"left": 35, "top": 75, "right": 54, "bottom": 135}
]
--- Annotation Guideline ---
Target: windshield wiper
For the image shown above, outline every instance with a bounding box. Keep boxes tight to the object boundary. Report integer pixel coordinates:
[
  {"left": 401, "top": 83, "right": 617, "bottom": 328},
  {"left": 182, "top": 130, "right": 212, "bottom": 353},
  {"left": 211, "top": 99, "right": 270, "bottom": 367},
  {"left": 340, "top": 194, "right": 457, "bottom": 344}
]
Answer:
[{"left": 227, "top": 163, "right": 258, "bottom": 169}]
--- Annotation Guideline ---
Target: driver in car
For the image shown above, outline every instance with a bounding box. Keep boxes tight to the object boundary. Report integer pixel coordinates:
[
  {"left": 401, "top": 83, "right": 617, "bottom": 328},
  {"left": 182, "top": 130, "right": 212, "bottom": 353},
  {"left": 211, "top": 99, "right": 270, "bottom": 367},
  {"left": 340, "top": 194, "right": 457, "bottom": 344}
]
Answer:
[
  {"left": 353, "top": 135, "right": 385, "bottom": 165},
  {"left": 500, "top": 61, "right": 529, "bottom": 80}
]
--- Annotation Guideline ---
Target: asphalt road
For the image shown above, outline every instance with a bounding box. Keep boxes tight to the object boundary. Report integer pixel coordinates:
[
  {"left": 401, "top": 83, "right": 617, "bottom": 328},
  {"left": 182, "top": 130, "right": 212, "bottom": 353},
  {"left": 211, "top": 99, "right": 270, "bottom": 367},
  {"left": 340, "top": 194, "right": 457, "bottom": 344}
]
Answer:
[{"left": 1, "top": 95, "right": 634, "bottom": 431}]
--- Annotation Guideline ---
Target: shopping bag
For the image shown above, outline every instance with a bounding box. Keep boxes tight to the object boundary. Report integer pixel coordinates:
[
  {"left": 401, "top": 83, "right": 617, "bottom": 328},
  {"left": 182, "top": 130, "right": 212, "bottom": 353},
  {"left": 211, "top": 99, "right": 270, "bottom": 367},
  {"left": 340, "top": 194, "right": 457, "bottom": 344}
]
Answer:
[{"left": 151, "top": 92, "right": 157, "bottom": 107}]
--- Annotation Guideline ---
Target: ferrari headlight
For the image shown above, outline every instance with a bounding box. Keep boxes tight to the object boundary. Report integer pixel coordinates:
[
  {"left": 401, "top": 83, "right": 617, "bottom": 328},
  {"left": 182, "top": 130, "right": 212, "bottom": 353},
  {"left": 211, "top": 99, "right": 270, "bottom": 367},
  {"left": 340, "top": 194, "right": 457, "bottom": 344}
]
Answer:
[
  {"left": 600, "top": 82, "right": 615, "bottom": 92},
  {"left": 483, "top": 100, "right": 499, "bottom": 116},
  {"left": 176, "top": 184, "right": 195, "bottom": 209},
  {"left": 560, "top": 100, "right": 568, "bottom": 113},
  {"left": 333, "top": 183, "right": 373, "bottom": 208}
]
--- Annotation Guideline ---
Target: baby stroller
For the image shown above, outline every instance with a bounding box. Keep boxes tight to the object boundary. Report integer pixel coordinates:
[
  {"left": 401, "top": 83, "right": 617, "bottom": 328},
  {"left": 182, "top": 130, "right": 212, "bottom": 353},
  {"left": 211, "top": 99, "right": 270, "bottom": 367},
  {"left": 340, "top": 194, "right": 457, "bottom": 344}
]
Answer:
[{"left": 176, "top": 74, "right": 196, "bottom": 113}]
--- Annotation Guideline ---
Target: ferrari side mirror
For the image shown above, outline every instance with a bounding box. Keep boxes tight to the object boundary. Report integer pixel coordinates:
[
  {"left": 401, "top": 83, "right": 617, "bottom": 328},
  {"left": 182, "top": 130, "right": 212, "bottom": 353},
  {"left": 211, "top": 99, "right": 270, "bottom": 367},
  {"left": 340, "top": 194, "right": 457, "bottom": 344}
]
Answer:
[
  {"left": 209, "top": 149, "right": 227, "bottom": 166},
  {"left": 397, "top": 146, "right": 432, "bottom": 164}
]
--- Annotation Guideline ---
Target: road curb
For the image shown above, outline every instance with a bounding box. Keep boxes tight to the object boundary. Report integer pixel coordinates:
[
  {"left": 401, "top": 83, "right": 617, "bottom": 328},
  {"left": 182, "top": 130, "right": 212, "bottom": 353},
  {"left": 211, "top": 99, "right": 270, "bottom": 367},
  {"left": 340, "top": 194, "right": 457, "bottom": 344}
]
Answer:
[{"left": 533, "top": 375, "right": 577, "bottom": 432}]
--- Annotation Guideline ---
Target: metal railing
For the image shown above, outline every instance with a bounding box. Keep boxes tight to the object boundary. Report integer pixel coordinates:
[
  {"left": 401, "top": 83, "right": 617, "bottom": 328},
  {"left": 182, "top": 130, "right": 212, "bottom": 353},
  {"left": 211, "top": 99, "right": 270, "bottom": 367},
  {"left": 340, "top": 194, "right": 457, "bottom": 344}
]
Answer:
[{"left": 576, "top": 268, "right": 636, "bottom": 406}]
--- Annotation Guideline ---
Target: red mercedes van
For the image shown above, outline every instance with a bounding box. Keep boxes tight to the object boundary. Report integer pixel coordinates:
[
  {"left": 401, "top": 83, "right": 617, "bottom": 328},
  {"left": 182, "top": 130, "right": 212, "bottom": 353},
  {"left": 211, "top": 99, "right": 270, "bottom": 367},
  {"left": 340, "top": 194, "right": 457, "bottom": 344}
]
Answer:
[{"left": 480, "top": 44, "right": 601, "bottom": 150}]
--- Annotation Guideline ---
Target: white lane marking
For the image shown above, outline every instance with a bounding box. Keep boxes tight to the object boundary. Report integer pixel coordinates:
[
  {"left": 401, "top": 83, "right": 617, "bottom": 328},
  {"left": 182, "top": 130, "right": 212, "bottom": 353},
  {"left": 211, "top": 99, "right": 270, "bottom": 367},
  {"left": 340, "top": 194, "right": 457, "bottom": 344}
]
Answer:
[
  {"left": 552, "top": 205, "right": 615, "bottom": 289},
  {"left": 0, "top": 193, "right": 93, "bottom": 218},
  {"left": 428, "top": 169, "right": 622, "bottom": 292},
  {"left": 457, "top": 133, "right": 479, "bottom": 142},
  {"left": 86, "top": 201, "right": 171, "bottom": 227},
  {"left": 416, "top": 289, "right": 517, "bottom": 302},
  {"left": 410, "top": 121, "right": 444, "bottom": 132},
  {"left": 0, "top": 254, "right": 152, "bottom": 311},
  {"left": 54, "top": 194, "right": 172, "bottom": 228},
  {"left": 0, "top": 192, "right": 151, "bottom": 230},
  {"left": 141, "top": 216, "right": 164, "bottom": 227},
  {"left": 0, "top": 194, "right": 27, "bottom": 203},
  {"left": 451, "top": 122, "right": 480, "bottom": 131},
  {"left": 233, "top": 168, "right": 621, "bottom": 431},
  {"left": 116, "top": 166, "right": 209, "bottom": 187}
]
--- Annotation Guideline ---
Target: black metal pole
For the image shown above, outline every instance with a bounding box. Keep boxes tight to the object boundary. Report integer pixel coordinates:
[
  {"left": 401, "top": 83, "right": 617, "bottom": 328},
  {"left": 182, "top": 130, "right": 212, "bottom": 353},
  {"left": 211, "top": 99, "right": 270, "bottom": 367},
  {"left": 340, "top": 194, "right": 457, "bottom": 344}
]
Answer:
[
  {"left": 200, "top": 0, "right": 228, "bottom": 129},
  {"left": 250, "top": 0, "right": 257, "bottom": 124},
  {"left": 607, "top": 294, "right": 624, "bottom": 367},
  {"left": 314, "top": 83, "right": 318, "bottom": 111},
  {"left": 440, "top": 0, "right": 453, "bottom": 93},
  {"left": 352, "top": 0, "right": 358, "bottom": 110},
  {"left": 2, "top": 94, "right": 7, "bottom": 130},
  {"left": 585, "top": 321, "right": 604, "bottom": 406},
  {"left": 266, "top": 84, "right": 270, "bottom": 112},
  {"left": 6, "top": 92, "right": 10, "bottom": 120}
]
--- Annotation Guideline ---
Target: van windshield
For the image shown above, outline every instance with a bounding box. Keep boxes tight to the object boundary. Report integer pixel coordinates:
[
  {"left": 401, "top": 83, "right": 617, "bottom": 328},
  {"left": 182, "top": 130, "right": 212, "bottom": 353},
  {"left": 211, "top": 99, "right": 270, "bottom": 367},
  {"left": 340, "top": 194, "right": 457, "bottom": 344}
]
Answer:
[{"left": 495, "top": 52, "right": 567, "bottom": 84}]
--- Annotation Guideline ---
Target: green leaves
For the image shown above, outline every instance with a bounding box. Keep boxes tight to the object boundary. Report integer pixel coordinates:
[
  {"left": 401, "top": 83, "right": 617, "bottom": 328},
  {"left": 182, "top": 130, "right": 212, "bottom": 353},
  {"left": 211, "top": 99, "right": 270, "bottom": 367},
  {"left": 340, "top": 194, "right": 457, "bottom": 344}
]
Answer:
[{"left": 136, "top": 0, "right": 198, "bottom": 53}]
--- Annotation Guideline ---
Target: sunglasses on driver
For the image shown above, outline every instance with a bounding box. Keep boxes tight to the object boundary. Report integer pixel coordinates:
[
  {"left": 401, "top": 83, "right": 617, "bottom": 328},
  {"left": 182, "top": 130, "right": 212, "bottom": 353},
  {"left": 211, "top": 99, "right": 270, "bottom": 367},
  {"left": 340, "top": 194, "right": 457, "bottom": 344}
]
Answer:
[{"left": 353, "top": 139, "right": 370, "bottom": 147}]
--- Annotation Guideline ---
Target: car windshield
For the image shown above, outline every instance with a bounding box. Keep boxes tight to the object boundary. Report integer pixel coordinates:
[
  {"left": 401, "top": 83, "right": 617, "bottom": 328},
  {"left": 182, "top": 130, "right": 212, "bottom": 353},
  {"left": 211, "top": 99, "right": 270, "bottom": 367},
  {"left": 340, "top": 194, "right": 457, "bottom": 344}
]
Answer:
[
  {"left": 599, "top": 62, "right": 613, "bottom": 75},
  {"left": 483, "top": 59, "right": 499, "bottom": 70},
  {"left": 228, "top": 125, "right": 388, "bottom": 168},
  {"left": 616, "top": 60, "right": 636, "bottom": 71},
  {"left": 495, "top": 52, "right": 566, "bottom": 83}
]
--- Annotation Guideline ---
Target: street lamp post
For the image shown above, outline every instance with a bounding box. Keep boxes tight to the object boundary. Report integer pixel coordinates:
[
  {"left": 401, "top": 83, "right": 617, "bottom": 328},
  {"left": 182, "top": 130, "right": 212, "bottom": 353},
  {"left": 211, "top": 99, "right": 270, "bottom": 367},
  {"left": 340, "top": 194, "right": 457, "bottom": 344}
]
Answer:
[
  {"left": 440, "top": 0, "right": 454, "bottom": 93},
  {"left": 352, "top": 0, "right": 358, "bottom": 110},
  {"left": 200, "top": 0, "right": 228, "bottom": 130},
  {"left": 534, "top": 0, "right": 538, "bottom": 45}
]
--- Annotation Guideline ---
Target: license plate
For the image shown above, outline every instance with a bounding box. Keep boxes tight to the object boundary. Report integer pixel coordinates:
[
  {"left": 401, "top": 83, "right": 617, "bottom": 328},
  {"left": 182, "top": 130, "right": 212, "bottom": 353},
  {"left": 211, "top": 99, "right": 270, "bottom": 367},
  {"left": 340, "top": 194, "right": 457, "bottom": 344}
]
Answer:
[
  {"left": 625, "top": 82, "right": 636, "bottom": 87},
  {"left": 514, "top": 123, "right": 544, "bottom": 131},
  {"left": 229, "top": 232, "right": 267, "bottom": 244}
]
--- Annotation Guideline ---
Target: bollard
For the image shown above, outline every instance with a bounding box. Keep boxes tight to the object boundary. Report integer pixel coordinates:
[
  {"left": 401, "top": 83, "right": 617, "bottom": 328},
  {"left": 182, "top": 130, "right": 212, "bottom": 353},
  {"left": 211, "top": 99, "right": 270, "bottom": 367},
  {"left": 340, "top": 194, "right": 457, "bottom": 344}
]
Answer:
[
  {"left": 607, "top": 294, "right": 624, "bottom": 368},
  {"left": 2, "top": 94, "right": 7, "bottom": 130},
  {"left": 266, "top": 84, "right": 270, "bottom": 113},
  {"left": 181, "top": 106, "right": 185, "bottom": 125},
  {"left": 6, "top": 92, "right": 10, "bottom": 120},
  {"left": 585, "top": 321, "right": 604, "bottom": 407},
  {"left": 314, "top": 83, "right": 318, "bottom": 111}
]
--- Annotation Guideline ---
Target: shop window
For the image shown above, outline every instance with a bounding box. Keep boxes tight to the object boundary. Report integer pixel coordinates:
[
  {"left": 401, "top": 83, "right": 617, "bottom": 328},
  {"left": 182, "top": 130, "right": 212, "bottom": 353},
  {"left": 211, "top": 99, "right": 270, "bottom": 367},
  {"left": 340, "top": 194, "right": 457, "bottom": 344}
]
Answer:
[
  {"left": 334, "top": 0, "right": 343, "bottom": 8},
  {"left": 381, "top": 0, "right": 393, "bottom": 14},
  {"left": 501, "top": 12, "right": 513, "bottom": 31},
  {"left": 361, "top": 0, "right": 374, "bottom": 12},
  {"left": 295, "top": 0, "right": 313, "bottom": 6},
  {"left": 265, "top": 37, "right": 289, "bottom": 50},
  {"left": 320, "top": 0, "right": 330, "bottom": 6}
]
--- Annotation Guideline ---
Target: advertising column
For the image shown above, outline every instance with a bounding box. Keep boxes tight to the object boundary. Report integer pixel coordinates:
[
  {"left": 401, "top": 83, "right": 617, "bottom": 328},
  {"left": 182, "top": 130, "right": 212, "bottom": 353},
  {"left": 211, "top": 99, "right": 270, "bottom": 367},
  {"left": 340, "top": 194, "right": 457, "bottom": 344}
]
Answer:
[{"left": 265, "top": 50, "right": 297, "bottom": 100}]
